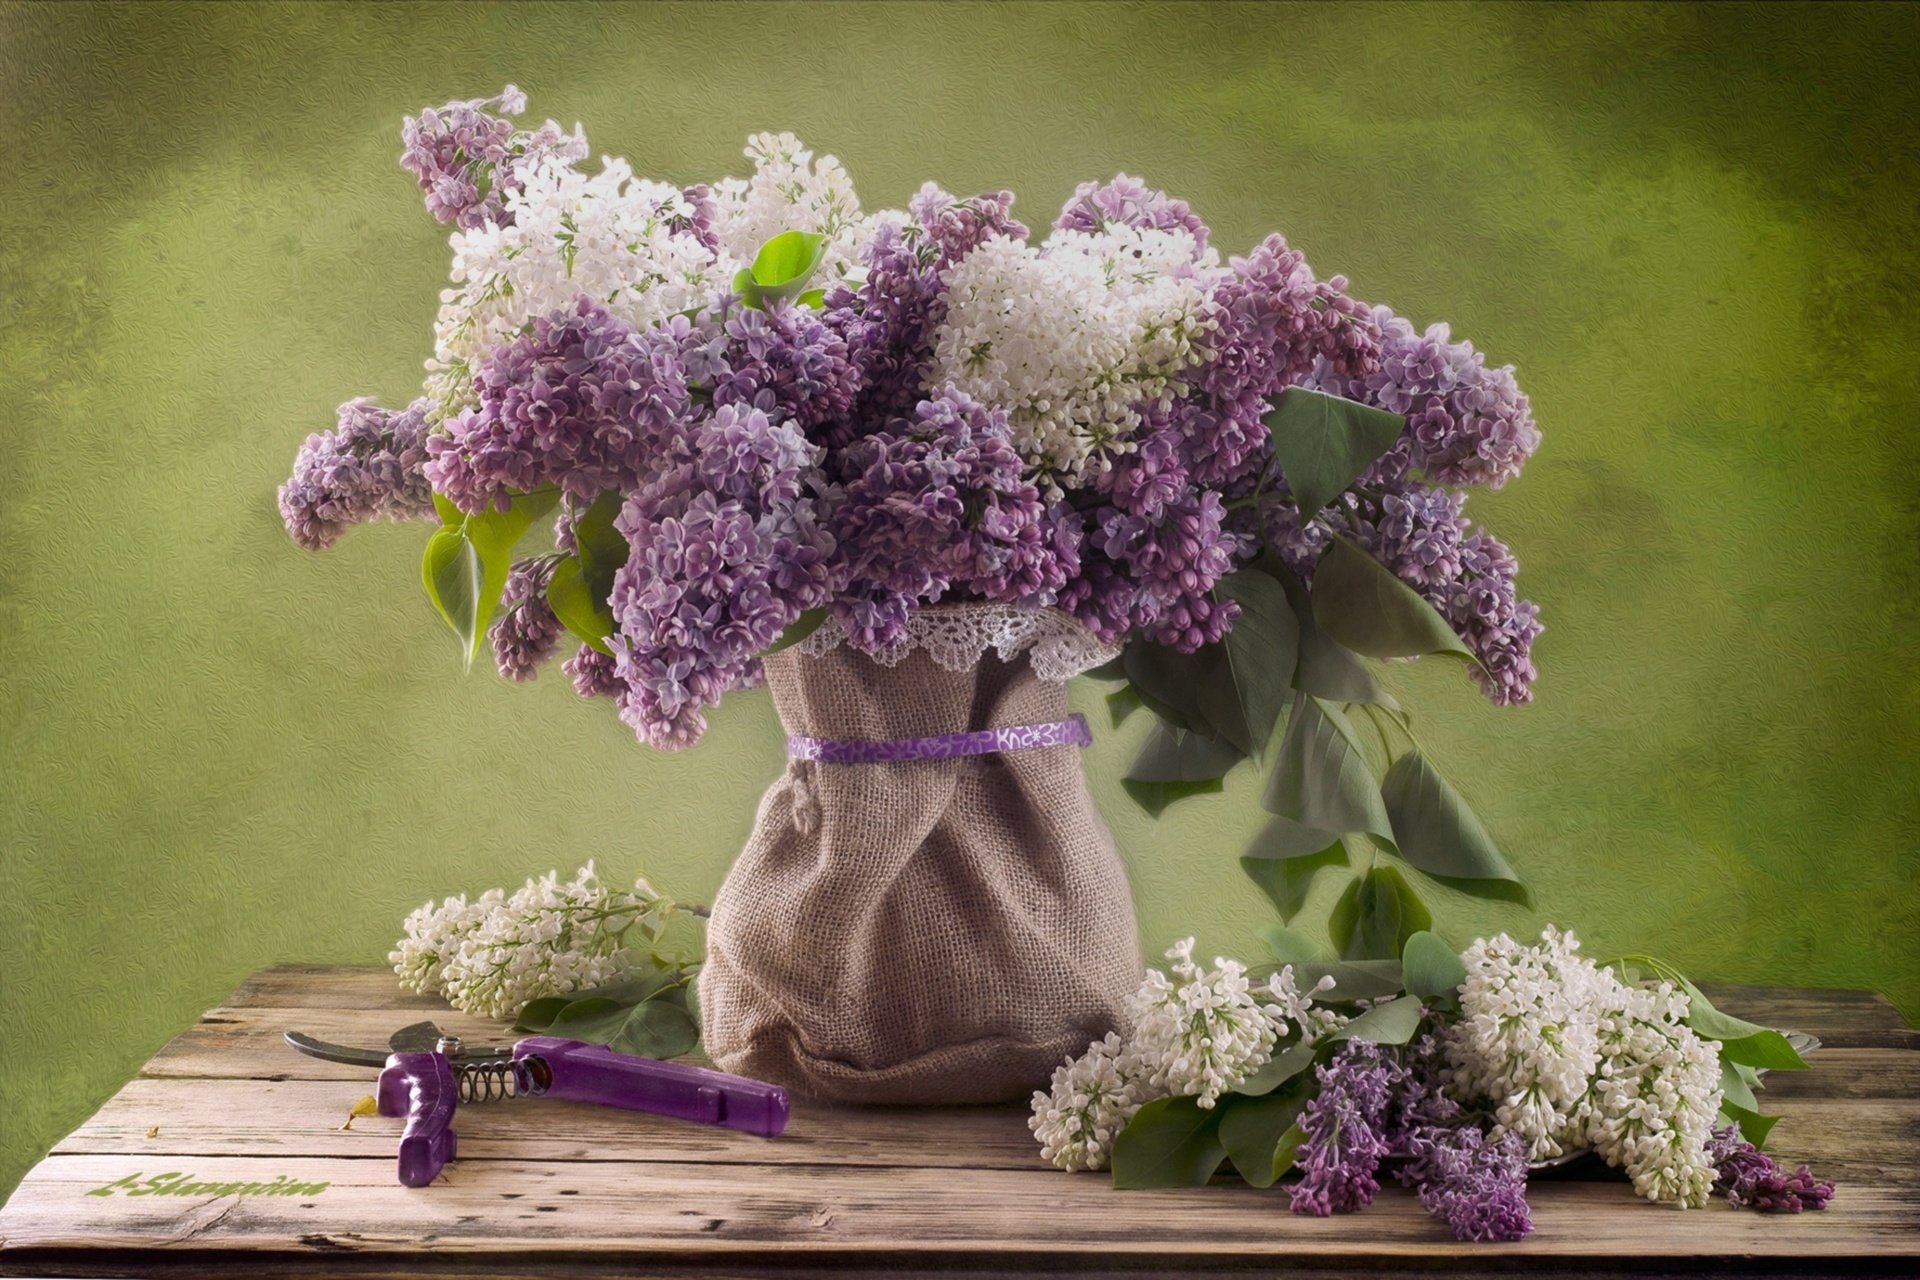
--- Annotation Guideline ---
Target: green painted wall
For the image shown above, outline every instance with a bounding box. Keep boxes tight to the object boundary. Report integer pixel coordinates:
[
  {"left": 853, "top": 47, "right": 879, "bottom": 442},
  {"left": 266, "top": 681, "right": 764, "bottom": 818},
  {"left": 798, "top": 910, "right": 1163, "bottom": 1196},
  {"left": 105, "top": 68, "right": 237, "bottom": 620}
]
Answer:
[{"left": 3, "top": 0, "right": 1915, "bottom": 1201}]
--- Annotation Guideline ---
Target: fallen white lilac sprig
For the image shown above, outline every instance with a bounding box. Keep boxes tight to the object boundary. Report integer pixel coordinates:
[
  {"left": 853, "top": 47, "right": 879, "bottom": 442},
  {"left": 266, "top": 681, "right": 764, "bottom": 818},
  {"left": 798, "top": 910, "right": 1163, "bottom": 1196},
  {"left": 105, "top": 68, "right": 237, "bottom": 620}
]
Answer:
[
  {"left": 1030, "top": 928, "right": 1833, "bottom": 1241},
  {"left": 390, "top": 860, "right": 694, "bottom": 1020}
]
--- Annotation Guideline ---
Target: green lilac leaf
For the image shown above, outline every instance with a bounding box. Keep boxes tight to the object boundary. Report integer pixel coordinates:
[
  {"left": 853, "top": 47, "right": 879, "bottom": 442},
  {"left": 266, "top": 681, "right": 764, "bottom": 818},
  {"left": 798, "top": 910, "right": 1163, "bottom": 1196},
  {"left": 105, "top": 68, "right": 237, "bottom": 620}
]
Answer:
[
  {"left": 1272, "top": 958, "right": 1406, "bottom": 1003},
  {"left": 1263, "top": 694, "right": 1394, "bottom": 840},
  {"left": 1106, "top": 683, "right": 1145, "bottom": 729},
  {"left": 1210, "top": 567, "right": 1300, "bottom": 761},
  {"left": 511, "top": 996, "right": 570, "bottom": 1034},
  {"left": 547, "top": 556, "right": 615, "bottom": 655},
  {"left": 1678, "top": 980, "right": 1809, "bottom": 1071},
  {"left": 1110, "top": 1096, "right": 1229, "bottom": 1189},
  {"left": 608, "top": 1000, "right": 700, "bottom": 1060},
  {"left": 1264, "top": 556, "right": 1397, "bottom": 706},
  {"left": 1122, "top": 722, "right": 1243, "bottom": 817},
  {"left": 1718, "top": 1097, "right": 1781, "bottom": 1149},
  {"left": 1243, "top": 816, "right": 1342, "bottom": 859},
  {"left": 1122, "top": 642, "right": 1208, "bottom": 734},
  {"left": 1219, "top": 1083, "right": 1312, "bottom": 1189},
  {"left": 1400, "top": 930, "right": 1467, "bottom": 999},
  {"left": 1311, "top": 537, "right": 1474, "bottom": 662},
  {"left": 420, "top": 527, "right": 480, "bottom": 662},
  {"left": 1380, "top": 751, "right": 1521, "bottom": 885},
  {"left": 457, "top": 488, "right": 560, "bottom": 668},
  {"left": 1260, "top": 924, "right": 1329, "bottom": 966},
  {"left": 1331, "top": 863, "right": 1431, "bottom": 960},
  {"left": 1261, "top": 387, "right": 1406, "bottom": 520},
  {"left": 1240, "top": 843, "right": 1345, "bottom": 922},
  {"left": 1234, "top": 1041, "right": 1323, "bottom": 1098},
  {"left": 1719, "top": 1059, "right": 1760, "bottom": 1112},
  {"left": 1333, "top": 993, "right": 1424, "bottom": 1045},
  {"left": 571, "top": 488, "right": 629, "bottom": 598},
  {"left": 1270, "top": 1120, "right": 1310, "bottom": 1181}
]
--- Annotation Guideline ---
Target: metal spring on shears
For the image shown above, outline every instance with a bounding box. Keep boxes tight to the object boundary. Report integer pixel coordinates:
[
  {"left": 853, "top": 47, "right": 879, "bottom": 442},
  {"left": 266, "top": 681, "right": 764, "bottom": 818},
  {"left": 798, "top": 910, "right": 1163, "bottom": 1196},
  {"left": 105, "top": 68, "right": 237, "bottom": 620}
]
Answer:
[
  {"left": 453, "top": 1059, "right": 524, "bottom": 1103},
  {"left": 435, "top": 1035, "right": 552, "bottom": 1104}
]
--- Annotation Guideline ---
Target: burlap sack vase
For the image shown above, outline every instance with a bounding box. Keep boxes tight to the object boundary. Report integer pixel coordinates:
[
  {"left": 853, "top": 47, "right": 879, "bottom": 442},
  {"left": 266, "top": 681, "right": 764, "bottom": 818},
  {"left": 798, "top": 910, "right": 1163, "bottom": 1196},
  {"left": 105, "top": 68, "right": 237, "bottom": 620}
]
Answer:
[{"left": 698, "top": 606, "right": 1142, "bottom": 1104}]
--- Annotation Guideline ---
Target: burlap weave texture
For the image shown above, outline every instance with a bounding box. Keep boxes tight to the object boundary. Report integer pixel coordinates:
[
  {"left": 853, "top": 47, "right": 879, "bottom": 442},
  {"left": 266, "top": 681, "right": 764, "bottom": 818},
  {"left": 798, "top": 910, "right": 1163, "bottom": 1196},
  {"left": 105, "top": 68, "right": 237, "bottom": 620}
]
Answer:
[{"left": 699, "top": 639, "right": 1141, "bottom": 1104}]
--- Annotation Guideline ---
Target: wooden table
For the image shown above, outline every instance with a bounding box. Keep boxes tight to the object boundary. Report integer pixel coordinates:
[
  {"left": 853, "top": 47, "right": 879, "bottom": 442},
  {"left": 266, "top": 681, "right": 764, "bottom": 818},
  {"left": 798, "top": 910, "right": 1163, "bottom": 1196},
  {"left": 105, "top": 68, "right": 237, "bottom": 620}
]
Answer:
[{"left": 0, "top": 967, "right": 1914, "bottom": 1278}]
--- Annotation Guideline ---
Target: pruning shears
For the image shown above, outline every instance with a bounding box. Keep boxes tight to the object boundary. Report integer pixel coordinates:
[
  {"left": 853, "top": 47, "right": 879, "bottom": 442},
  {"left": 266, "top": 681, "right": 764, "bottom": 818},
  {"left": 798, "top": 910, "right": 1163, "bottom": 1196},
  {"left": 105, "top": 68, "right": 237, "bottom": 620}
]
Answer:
[{"left": 285, "top": 1021, "right": 789, "bottom": 1186}]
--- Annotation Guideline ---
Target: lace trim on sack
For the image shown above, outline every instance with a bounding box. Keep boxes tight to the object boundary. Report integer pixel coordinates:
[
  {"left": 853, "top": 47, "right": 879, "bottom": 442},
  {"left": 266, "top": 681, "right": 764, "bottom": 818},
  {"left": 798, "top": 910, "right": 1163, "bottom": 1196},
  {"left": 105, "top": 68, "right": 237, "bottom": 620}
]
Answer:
[{"left": 794, "top": 603, "right": 1120, "bottom": 683}]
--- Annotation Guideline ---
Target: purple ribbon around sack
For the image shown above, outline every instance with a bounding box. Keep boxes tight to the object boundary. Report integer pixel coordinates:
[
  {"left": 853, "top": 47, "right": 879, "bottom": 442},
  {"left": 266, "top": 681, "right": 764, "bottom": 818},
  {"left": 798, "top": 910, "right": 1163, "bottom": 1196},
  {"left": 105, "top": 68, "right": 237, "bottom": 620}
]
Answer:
[{"left": 788, "top": 713, "right": 1093, "bottom": 765}]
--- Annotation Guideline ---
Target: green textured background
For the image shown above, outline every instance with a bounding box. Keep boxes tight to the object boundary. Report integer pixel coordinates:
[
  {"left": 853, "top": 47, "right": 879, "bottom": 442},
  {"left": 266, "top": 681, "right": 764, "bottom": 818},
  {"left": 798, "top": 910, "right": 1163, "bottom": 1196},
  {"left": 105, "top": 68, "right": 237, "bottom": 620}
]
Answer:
[{"left": 2, "top": 0, "right": 1916, "bottom": 1202}]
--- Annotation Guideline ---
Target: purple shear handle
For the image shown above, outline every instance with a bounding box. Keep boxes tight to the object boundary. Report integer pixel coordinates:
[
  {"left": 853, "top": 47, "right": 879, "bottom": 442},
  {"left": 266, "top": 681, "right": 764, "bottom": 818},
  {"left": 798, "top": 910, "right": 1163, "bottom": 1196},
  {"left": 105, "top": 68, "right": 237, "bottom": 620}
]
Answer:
[
  {"left": 370, "top": 1038, "right": 790, "bottom": 1187},
  {"left": 376, "top": 1051, "right": 459, "bottom": 1187},
  {"left": 512, "top": 1037, "right": 791, "bottom": 1137}
]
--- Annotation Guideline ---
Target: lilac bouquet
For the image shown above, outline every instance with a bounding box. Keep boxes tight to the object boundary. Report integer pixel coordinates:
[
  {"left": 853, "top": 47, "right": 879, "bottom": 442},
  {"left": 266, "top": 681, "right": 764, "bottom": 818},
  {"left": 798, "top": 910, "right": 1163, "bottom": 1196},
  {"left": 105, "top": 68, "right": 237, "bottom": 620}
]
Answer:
[
  {"left": 283, "top": 88, "right": 1544, "bottom": 953},
  {"left": 1031, "top": 928, "right": 1832, "bottom": 1241}
]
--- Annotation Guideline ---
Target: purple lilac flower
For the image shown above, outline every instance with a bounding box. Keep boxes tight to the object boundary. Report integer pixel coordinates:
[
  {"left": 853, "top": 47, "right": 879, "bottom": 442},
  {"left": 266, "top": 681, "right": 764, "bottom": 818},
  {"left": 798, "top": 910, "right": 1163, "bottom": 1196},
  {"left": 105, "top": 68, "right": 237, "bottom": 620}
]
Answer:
[
  {"left": 711, "top": 297, "right": 860, "bottom": 435},
  {"left": 280, "top": 397, "right": 436, "bottom": 550},
  {"left": 1076, "top": 485, "right": 1243, "bottom": 651},
  {"left": 398, "top": 86, "right": 587, "bottom": 230},
  {"left": 424, "top": 297, "right": 699, "bottom": 511},
  {"left": 827, "top": 386, "right": 1070, "bottom": 651},
  {"left": 1708, "top": 1126, "right": 1835, "bottom": 1213},
  {"left": 563, "top": 645, "right": 623, "bottom": 699},
  {"left": 1054, "top": 173, "right": 1210, "bottom": 249},
  {"left": 1191, "top": 235, "right": 1384, "bottom": 489},
  {"left": 1262, "top": 481, "right": 1543, "bottom": 706},
  {"left": 913, "top": 183, "right": 1028, "bottom": 265},
  {"left": 1289, "top": 1040, "right": 1407, "bottom": 1218},
  {"left": 1391, "top": 1037, "right": 1533, "bottom": 1242},
  {"left": 489, "top": 559, "right": 563, "bottom": 681},
  {"left": 674, "top": 183, "right": 720, "bottom": 252},
  {"left": 606, "top": 405, "right": 838, "bottom": 748},
  {"left": 1313, "top": 304, "right": 1540, "bottom": 491},
  {"left": 824, "top": 185, "right": 1028, "bottom": 437}
]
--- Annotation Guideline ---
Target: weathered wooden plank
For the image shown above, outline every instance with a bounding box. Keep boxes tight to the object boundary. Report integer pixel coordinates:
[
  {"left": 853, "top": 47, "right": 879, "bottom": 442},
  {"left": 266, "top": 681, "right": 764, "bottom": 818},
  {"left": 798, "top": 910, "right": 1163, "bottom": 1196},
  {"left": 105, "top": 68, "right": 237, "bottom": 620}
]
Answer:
[
  {"left": 2, "top": 1154, "right": 1914, "bottom": 1262},
  {"left": 54, "top": 1079, "right": 1041, "bottom": 1170},
  {"left": 143, "top": 1007, "right": 531, "bottom": 1082},
  {"left": 151, "top": 986, "right": 1911, "bottom": 1087},
  {"left": 54, "top": 1050, "right": 1920, "bottom": 1169},
  {"left": 225, "top": 967, "right": 1913, "bottom": 1038},
  {"left": 224, "top": 966, "right": 446, "bottom": 1011}
]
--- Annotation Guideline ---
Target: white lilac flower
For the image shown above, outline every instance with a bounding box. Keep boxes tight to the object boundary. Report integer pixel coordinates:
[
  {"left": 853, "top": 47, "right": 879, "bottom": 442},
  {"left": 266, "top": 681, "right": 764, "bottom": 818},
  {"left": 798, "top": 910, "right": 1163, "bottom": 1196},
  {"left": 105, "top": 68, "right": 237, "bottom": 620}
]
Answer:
[
  {"left": 1028, "top": 1032, "right": 1142, "bottom": 1172},
  {"left": 1442, "top": 927, "right": 1724, "bottom": 1206},
  {"left": 390, "top": 892, "right": 490, "bottom": 996},
  {"left": 1584, "top": 979, "right": 1723, "bottom": 1207},
  {"left": 709, "top": 131, "right": 876, "bottom": 287},
  {"left": 391, "top": 862, "right": 670, "bottom": 1020},
  {"left": 425, "top": 153, "right": 737, "bottom": 418},
  {"left": 1125, "top": 937, "right": 1280, "bottom": 1108},
  {"left": 1443, "top": 925, "right": 1605, "bottom": 1161},
  {"left": 929, "top": 225, "right": 1217, "bottom": 488},
  {"left": 1264, "top": 965, "right": 1345, "bottom": 1044}
]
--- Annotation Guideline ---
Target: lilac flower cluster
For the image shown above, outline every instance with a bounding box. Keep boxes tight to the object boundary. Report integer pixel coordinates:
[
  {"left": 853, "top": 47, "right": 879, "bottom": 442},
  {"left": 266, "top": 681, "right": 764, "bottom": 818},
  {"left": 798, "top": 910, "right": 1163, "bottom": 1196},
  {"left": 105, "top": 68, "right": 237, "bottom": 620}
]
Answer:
[
  {"left": 607, "top": 405, "right": 837, "bottom": 748},
  {"left": 1288, "top": 1038, "right": 1533, "bottom": 1243},
  {"left": 288, "top": 98, "right": 1549, "bottom": 743},
  {"left": 1708, "top": 1126, "right": 1836, "bottom": 1213},
  {"left": 424, "top": 297, "right": 695, "bottom": 511},
  {"left": 1313, "top": 305, "right": 1541, "bottom": 492},
  {"left": 1297, "top": 483, "right": 1545, "bottom": 706},
  {"left": 399, "top": 86, "right": 587, "bottom": 230},
  {"left": 279, "top": 397, "right": 436, "bottom": 550},
  {"left": 824, "top": 184, "right": 1028, "bottom": 434},
  {"left": 1054, "top": 173, "right": 1210, "bottom": 248},
  {"left": 828, "top": 386, "right": 1071, "bottom": 649},
  {"left": 489, "top": 558, "right": 563, "bottom": 681},
  {"left": 1290, "top": 1040, "right": 1406, "bottom": 1216}
]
